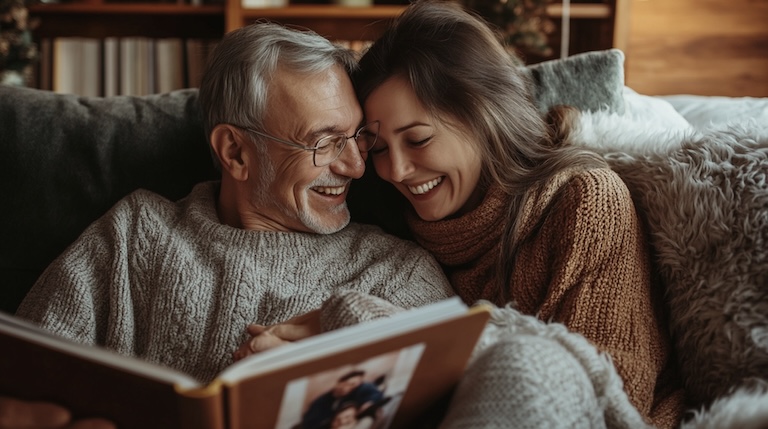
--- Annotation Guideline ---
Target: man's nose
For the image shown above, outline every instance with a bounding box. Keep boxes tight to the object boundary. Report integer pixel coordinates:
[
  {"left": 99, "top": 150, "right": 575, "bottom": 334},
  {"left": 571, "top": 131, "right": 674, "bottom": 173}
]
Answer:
[{"left": 329, "top": 138, "right": 365, "bottom": 179}]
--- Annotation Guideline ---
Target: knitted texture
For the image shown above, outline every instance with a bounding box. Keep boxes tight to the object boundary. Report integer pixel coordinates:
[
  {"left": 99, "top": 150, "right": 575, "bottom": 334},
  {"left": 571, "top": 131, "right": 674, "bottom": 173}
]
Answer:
[
  {"left": 408, "top": 168, "right": 685, "bottom": 428},
  {"left": 441, "top": 303, "right": 652, "bottom": 429},
  {"left": 319, "top": 289, "right": 405, "bottom": 331},
  {"left": 15, "top": 182, "right": 454, "bottom": 383}
]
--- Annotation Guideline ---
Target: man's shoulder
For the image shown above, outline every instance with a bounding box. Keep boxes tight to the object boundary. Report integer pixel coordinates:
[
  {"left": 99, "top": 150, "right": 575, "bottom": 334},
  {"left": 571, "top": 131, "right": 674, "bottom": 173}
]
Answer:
[
  {"left": 105, "top": 188, "right": 176, "bottom": 221},
  {"left": 88, "top": 183, "right": 215, "bottom": 238},
  {"left": 112, "top": 182, "right": 216, "bottom": 216}
]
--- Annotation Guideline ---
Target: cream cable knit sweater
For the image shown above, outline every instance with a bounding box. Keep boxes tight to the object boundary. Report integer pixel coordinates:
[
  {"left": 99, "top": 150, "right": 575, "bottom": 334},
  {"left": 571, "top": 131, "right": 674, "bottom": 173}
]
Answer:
[{"left": 16, "top": 181, "right": 454, "bottom": 383}]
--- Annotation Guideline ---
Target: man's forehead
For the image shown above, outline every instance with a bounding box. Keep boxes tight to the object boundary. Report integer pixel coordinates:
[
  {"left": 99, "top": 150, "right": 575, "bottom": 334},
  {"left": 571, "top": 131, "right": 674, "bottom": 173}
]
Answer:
[
  {"left": 266, "top": 65, "right": 362, "bottom": 133},
  {"left": 270, "top": 66, "right": 354, "bottom": 109}
]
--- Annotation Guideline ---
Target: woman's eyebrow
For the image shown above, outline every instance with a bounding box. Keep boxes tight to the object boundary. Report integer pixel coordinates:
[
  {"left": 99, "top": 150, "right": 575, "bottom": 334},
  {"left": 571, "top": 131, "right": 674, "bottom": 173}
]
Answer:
[{"left": 394, "top": 122, "right": 430, "bottom": 134}]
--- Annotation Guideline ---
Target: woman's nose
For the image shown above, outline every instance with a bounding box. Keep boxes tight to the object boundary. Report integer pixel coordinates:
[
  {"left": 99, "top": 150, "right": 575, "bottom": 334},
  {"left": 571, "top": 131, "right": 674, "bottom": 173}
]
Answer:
[{"left": 388, "top": 148, "right": 415, "bottom": 183}]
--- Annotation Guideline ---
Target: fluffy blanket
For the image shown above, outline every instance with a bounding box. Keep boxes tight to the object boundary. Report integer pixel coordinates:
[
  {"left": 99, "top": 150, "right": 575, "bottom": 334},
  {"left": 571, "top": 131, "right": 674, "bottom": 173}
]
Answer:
[{"left": 572, "top": 110, "right": 768, "bottom": 416}]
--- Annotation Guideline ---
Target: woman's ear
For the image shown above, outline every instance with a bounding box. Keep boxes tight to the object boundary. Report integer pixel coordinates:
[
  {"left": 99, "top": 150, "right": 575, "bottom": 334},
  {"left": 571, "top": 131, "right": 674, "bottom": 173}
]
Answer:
[{"left": 210, "top": 124, "right": 249, "bottom": 181}]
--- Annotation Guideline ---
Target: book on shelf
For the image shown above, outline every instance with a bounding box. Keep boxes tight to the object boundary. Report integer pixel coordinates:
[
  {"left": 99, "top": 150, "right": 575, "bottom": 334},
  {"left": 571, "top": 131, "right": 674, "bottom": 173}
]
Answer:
[
  {"left": 0, "top": 297, "right": 490, "bottom": 429},
  {"left": 53, "top": 37, "right": 101, "bottom": 96},
  {"left": 241, "top": 0, "right": 287, "bottom": 8},
  {"left": 155, "top": 38, "right": 185, "bottom": 93}
]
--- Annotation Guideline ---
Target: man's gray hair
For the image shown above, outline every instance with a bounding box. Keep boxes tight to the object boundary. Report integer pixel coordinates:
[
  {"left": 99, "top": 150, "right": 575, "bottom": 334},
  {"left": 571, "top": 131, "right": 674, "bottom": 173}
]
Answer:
[{"left": 198, "top": 22, "right": 359, "bottom": 140}]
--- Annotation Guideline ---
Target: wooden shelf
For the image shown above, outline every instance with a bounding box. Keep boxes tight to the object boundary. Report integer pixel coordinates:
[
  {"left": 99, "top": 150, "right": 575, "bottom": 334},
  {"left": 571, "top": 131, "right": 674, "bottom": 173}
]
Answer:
[
  {"left": 546, "top": 3, "right": 612, "bottom": 19},
  {"left": 29, "top": 2, "right": 225, "bottom": 38},
  {"left": 226, "top": 3, "right": 404, "bottom": 40},
  {"left": 29, "top": 2, "right": 223, "bottom": 14},
  {"left": 29, "top": 1, "right": 621, "bottom": 42},
  {"left": 237, "top": 4, "right": 405, "bottom": 19},
  {"left": 226, "top": 2, "right": 620, "bottom": 45}
]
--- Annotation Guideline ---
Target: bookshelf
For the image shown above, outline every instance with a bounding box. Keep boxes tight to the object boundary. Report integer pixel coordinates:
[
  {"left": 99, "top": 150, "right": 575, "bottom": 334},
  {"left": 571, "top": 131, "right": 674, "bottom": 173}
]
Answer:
[
  {"left": 28, "top": 0, "right": 627, "bottom": 46},
  {"left": 26, "top": 0, "right": 628, "bottom": 93}
]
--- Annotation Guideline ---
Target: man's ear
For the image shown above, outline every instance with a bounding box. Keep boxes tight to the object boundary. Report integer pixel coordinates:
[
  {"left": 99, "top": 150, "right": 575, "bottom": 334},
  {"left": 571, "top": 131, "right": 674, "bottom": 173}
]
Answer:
[{"left": 210, "top": 124, "right": 249, "bottom": 181}]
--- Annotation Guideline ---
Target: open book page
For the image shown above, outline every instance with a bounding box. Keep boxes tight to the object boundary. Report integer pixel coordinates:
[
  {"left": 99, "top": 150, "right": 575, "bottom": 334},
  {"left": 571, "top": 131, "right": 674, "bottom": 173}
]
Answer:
[
  {"left": 221, "top": 298, "right": 490, "bottom": 429},
  {"left": 0, "top": 312, "right": 220, "bottom": 429},
  {"left": 0, "top": 312, "right": 199, "bottom": 388}
]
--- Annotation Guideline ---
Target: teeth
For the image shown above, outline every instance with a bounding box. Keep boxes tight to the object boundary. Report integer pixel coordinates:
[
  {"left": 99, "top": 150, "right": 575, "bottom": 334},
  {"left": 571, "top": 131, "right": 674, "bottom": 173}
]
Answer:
[
  {"left": 408, "top": 177, "right": 443, "bottom": 195},
  {"left": 314, "top": 185, "right": 346, "bottom": 196}
]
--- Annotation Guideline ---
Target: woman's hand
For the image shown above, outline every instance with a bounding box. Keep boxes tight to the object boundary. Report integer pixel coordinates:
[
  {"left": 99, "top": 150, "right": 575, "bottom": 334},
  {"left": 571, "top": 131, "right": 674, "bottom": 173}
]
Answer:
[
  {"left": 233, "top": 309, "right": 322, "bottom": 361},
  {"left": 0, "top": 396, "right": 116, "bottom": 429}
]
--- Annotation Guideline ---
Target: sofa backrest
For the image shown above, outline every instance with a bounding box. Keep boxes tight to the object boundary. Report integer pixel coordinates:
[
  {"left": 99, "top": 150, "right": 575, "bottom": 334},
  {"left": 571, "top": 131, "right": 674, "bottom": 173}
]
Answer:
[{"left": 0, "top": 87, "right": 218, "bottom": 313}]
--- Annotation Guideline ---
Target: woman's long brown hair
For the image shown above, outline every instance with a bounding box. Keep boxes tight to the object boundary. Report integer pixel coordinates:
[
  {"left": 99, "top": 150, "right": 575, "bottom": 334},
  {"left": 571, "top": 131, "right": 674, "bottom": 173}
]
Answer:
[{"left": 354, "top": 0, "right": 606, "bottom": 302}]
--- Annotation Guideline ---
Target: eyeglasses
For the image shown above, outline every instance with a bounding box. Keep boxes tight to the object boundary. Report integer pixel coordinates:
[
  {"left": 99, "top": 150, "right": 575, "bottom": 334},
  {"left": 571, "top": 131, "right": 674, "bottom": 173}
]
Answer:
[{"left": 239, "top": 121, "right": 380, "bottom": 167}]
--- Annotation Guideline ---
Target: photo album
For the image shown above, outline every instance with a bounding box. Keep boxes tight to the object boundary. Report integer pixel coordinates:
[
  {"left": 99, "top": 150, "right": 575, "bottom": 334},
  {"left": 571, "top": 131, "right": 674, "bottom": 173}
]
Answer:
[{"left": 0, "top": 297, "right": 490, "bottom": 429}]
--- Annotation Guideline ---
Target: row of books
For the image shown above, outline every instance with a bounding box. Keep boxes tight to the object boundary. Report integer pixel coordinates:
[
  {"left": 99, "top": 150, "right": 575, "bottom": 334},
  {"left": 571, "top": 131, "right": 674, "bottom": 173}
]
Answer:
[
  {"left": 36, "top": 37, "right": 218, "bottom": 97},
  {"left": 37, "top": 37, "right": 371, "bottom": 97}
]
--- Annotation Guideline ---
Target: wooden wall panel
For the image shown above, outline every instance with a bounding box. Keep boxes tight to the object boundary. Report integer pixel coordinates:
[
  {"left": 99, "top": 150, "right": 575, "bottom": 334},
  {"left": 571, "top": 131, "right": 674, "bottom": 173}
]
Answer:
[{"left": 625, "top": 0, "right": 768, "bottom": 97}]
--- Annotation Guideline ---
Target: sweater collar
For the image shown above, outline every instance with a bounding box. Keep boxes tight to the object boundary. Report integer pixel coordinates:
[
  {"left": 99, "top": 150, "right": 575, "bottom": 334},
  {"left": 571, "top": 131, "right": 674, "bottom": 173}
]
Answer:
[{"left": 406, "top": 184, "right": 508, "bottom": 266}]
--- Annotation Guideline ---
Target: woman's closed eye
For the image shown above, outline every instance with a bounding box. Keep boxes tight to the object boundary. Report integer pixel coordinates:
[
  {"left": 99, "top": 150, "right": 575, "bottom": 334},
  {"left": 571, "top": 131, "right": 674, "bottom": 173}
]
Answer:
[
  {"left": 370, "top": 136, "right": 433, "bottom": 156},
  {"left": 409, "top": 136, "right": 433, "bottom": 147}
]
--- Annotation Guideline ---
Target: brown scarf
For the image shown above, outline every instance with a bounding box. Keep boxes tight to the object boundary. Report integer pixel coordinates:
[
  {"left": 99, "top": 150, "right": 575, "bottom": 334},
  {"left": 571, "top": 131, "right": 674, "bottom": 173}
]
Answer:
[{"left": 406, "top": 184, "right": 509, "bottom": 305}]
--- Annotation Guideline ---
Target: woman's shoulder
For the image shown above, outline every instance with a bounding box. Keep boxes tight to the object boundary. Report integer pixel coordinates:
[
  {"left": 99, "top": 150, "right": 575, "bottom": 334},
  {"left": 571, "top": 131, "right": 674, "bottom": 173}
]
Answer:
[
  {"left": 555, "top": 167, "right": 632, "bottom": 207},
  {"left": 518, "top": 167, "right": 637, "bottom": 236},
  {"left": 549, "top": 167, "right": 640, "bottom": 234}
]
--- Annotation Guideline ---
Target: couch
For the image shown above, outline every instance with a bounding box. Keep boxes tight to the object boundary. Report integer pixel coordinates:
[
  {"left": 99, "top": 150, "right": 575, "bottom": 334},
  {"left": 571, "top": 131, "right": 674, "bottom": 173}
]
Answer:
[{"left": 2, "top": 49, "right": 768, "bottom": 427}]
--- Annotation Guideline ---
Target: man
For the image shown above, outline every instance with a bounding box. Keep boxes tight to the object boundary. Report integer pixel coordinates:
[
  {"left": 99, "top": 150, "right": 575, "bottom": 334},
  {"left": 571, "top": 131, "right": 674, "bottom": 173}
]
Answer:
[
  {"left": 7, "top": 21, "right": 453, "bottom": 425},
  {"left": 302, "top": 370, "right": 383, "bottom": 429}
]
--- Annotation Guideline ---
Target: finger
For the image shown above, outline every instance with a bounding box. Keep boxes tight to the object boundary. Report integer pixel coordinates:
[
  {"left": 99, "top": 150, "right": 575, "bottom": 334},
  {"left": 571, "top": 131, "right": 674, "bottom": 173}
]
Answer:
[
  {"left": 268, "top": 324, "right": 310, "bottom": 342},
  {"left": 233, "top": 341, "right": 252, "bottom": 362},
  {"left": 0, "top": 396, "right": 71, "bottom": 428},
  {"left": 248, "top": 332, "right": 288, "bottom": 353},
  {"left": 246, "top": 324, "right": 268, "bottom": 336},
  {"left": 67, "top": 418, "right": 117, "bottom": 429}
]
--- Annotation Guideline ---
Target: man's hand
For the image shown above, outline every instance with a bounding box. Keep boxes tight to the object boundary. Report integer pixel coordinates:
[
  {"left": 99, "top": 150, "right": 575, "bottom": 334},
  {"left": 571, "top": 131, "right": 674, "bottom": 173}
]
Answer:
[
  {"left": 233, "top": 309, "right": 322, "bottom": 361},
  {"left": 0, "top": 396, "right": 116, "bottom": 429}
]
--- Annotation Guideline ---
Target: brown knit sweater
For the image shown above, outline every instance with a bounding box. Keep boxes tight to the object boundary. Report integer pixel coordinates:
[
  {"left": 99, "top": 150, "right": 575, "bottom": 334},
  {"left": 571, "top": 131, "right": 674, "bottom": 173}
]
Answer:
[{"left": 407, "top": 167, "right": 686, "bottom": 428}]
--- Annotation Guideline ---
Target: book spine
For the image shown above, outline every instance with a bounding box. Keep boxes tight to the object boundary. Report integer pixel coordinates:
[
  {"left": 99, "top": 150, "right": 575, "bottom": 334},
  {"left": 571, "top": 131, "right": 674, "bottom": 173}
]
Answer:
[{"left": 176, "top": 381, "right": 226, "bottom": 429}]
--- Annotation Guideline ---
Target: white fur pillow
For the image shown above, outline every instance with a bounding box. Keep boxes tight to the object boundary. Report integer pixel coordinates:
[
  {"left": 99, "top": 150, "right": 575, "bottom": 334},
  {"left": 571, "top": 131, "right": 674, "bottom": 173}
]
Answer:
[
  {"left": 622, "top": 87, "right": 692, "bottom": 131},
  {"left": 573, "top": 114, "right": 768, "bottom": 407}
]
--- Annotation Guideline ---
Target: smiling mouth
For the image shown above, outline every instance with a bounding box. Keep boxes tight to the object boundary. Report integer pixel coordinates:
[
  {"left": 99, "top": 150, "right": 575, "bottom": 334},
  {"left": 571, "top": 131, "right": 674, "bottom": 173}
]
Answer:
[
  {"left": 312, "top": 185, "right": 347, "bottom": 196},
  {"left": 407, "top": 177, "right": 443, "bottom": 195}
]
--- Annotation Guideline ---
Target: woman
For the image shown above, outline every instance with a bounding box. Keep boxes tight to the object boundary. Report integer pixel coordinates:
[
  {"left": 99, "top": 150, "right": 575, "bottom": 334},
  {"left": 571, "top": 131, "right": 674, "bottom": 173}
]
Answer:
[{"left": 352, "top": 1, "right": 685, "bottom": 427}]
